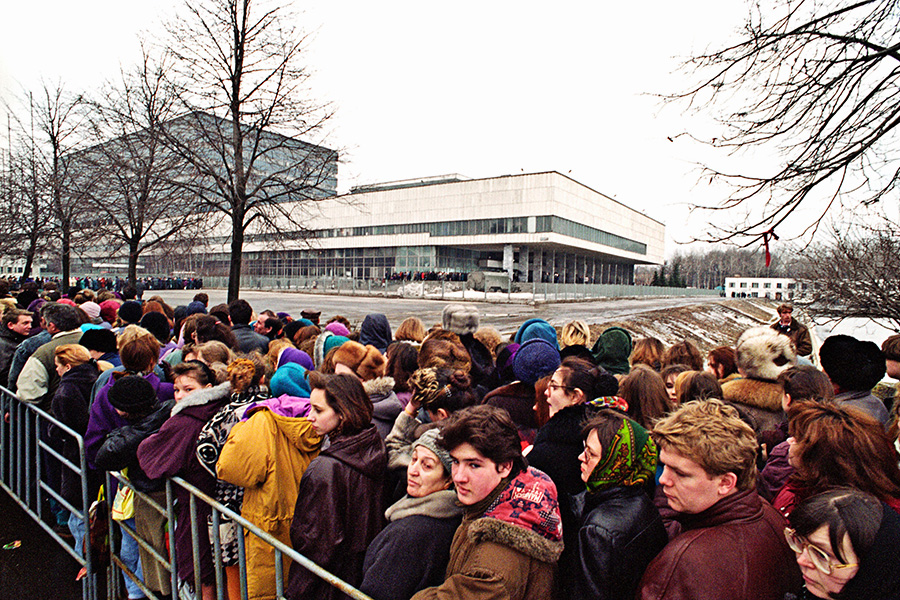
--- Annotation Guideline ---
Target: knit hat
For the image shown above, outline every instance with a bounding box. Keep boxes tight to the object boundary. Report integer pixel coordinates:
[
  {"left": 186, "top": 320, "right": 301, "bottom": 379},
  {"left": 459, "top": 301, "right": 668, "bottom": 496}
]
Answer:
[
  {"left": 324, "top": 321, "right": 351, "bottom": 337},
  {"left": 314, "top": 331, "right": 350, "bottom": 368},
  {"left": 442, "top": 304, "right": 479, "bottom": 336},
  {"left": 269, "top": 363, "right": 311, "bottom": 398},
  {"left": 119, "top": 301, "right": 143, "bottom": 324},
  {"left": 99, "top": 300, "right": 120, "bottom": 324},
  {"left": 332, "top": 341, "right": 386, "bottom": 381},
  {"left": 819, "top": 334, "right": 884, "bottom": 391},
  {"left": 592, "top": 327, "right": 633, "bottom": 375},
  {"left": 80, "top": 328, "right": 117, "bottom": 354},
  {"left": 81, "top": 301, "right": 101, "bottom": 320},
  {"left": 413, "top": 428, "right": 453, "bottom": 475},
  {"left": 513, "top": 338, "right": 561, "bottom": 385},
  {"left": 185, "top": 301, "right": 207, "bottom": 317},
  {"left": 277, "top": 346, "right": 314, "bottom": 371},
  {"left": 140, "top": 311, "right": 171, "bottom": 344},
  {"left": 735, "top": 326, "right": 797, "bottom": 381},
  {"left": 108, "top": 375, "right": 158, "bottom": 415},
  {"left": 514, "top": 318, "right": 559, "bottom": 350},
  {"left": 297, "top": 318, "right": 315, "bottom": 328},
  {"left": 276, "top": 312, "right": 291, "bottom": 322}
]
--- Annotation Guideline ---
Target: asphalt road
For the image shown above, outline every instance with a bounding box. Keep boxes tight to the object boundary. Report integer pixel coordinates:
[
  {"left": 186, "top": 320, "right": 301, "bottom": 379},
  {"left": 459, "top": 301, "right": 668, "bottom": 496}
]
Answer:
[
  {"left": 146, "top": 289, "right": 723, "bottom": 334},
  {"left": 0, "top": 491, "right": 82, "bottom": 600}
]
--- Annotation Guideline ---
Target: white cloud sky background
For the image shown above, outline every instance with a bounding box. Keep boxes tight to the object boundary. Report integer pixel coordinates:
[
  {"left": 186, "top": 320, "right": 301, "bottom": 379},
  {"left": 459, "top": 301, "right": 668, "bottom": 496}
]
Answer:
[{"left": 1, "top": 0, "right": 785, "bottom": 258}]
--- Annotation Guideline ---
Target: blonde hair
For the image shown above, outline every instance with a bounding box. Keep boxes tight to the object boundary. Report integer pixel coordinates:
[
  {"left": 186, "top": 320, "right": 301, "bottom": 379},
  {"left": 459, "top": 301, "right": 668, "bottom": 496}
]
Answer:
[
  {"left": 54, "top": 344, "right": 92, "bottom": 368},
  {"left": 473, "top": 326, "right": 503, "bottom": 358},
  {"left": 652, "top": 399, "right": 759, "bottom": 491},
  {"left": 560, "top": 320, "right": 590, "bottom": 348},
  {"left": 228, "top": 354, "right": 267, "bottom": 394},
  {"left": 194, "top": 341, "right": 235, "bottom": 367}
]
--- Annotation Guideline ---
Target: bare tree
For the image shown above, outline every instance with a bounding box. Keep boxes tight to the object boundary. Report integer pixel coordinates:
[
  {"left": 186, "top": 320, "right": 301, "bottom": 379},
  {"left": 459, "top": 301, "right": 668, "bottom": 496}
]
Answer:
[
  {"left": 29, "top": 82, "right": 84, "bottom": 289},
  {"left": 160, "top": 0, "right": 338, "bottom": 301},
  {"left": 670, "top": 0, "right": 900, "bottom": 245},
  {"left": 74, "top": 49, "right": 204, "bottom": 284},
  {"left": 796, "top": 224, "right": 900, "bottom": 331},
  {"left": 0, "top": 143, "right": 53, "bottom": 282}
]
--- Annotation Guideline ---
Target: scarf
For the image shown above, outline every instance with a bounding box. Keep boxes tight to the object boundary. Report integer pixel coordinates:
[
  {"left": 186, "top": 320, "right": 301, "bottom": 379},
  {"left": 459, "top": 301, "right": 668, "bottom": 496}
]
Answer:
[{"left": 586, "top": 418, "right": 657, "bottom": 493}]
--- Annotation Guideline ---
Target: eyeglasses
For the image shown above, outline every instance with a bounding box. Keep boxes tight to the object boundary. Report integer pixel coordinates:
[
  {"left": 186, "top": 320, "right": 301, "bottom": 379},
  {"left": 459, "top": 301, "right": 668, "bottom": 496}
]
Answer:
[
  {"left": 784, "top": 528, "right": 858, "bottom": 575},
  {"left": 547, "top": 382, "right": 573, "bottom": 393}
]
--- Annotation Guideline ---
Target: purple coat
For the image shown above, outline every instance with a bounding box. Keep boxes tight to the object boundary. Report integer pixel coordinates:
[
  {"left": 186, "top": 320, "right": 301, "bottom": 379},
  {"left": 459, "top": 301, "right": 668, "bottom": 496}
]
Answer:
[
  {"left": 137, "top": 382, "right": 231, "bottom": 584},
  {"left": 85, "top": 372, "right": 175, "bottom": 469}
]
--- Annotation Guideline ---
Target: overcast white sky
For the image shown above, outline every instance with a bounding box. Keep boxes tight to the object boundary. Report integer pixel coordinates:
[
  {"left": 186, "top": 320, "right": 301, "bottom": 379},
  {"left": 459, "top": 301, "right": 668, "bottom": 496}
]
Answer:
[{"left": 1, "top": 1, "right": 766, "bottom": 257}]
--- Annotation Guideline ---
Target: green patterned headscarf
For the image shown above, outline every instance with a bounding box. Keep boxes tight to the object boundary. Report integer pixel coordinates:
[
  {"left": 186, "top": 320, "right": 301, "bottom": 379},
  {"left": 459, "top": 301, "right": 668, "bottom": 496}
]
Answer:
[{"left": 586, "top": 417, "right": 658, "bottom": 493}]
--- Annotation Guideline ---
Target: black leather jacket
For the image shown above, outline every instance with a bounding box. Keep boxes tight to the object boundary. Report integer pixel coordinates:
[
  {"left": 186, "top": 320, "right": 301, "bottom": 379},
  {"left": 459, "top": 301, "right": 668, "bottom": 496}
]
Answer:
[{"left": 568, "top": 485, "right": 668, "bottom": 600}]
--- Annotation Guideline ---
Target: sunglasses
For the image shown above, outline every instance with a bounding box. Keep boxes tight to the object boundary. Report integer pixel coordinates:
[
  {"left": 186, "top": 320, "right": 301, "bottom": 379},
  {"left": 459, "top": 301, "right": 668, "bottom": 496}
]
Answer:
[{"left": 784, "top": 528, "right": 858, "bottom": 575}]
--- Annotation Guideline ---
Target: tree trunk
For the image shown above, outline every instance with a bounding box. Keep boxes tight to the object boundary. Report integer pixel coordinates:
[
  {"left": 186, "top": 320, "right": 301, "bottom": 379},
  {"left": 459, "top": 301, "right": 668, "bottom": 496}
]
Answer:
[
  {"left": 128, "top": 240, "right": 140, "bottom": 285},
  {"left": 228, "top": 223, "right": 244, "bottom": 303},
  {"left": 61, "top": 221, "right": 71, "bottom": 290}
]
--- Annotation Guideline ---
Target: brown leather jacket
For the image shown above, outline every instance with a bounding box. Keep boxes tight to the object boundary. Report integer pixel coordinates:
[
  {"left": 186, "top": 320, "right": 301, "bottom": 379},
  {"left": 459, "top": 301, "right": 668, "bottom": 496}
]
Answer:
[
  {"left": 770, "top": 319, "right": 812, "bottom": 357},
  {"left": 638, "top": 488, "right": 801, "bottom": 600}
]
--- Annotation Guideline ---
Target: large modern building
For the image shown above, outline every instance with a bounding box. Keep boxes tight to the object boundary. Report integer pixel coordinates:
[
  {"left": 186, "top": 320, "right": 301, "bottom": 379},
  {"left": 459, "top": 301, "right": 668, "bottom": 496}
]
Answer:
[{"left": 193, "top": 171, "right": 665, "bottom": 284}]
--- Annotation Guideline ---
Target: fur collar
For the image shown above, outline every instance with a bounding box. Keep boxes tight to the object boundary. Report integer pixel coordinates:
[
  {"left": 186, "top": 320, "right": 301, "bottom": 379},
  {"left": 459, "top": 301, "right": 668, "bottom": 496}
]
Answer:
[
  {"left": 721, "top": 377, "right": 784, "bottom": 411},
  {"left": 363, "top": 376, "right": 395, "bottom": 398},
  {"left": 171, "top": 382, "right": 232, "bottom": 416},
  {"left": 468, "top": 516, "right": 563, "bottom": 564}
]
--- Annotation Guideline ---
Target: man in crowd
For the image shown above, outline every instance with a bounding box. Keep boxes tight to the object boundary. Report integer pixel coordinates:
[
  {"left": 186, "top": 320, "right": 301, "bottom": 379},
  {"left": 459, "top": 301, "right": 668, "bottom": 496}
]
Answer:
[
  {"left": 16, "top": 303, "right": 83, "bottom": 410},
  {"left": 819, "top": 334, "right": 889, "bottom": 424},
  {"left": 770, "top": 303, "right": 812, "bottom": 357},
  {"left": 228, "top": 299, "right": 269, "bottom": 354},
  {"left": 254, "top": 314, "right": 283, "bottom": 341},
  {"left": 639, "top": 399, "right": 800, "bottom": 600},
  {"left": 412, "top": 405, "right": 563, "bottom": 600},
  {"left": 0, "top": 309, "right": 31, "bottom": 387}
]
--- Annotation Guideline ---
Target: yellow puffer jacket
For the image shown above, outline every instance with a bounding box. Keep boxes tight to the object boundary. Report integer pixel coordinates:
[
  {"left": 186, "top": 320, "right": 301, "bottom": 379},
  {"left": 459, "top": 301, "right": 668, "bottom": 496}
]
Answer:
[{"left": 217, "top": 409, "right": 322, "bottom": 600}]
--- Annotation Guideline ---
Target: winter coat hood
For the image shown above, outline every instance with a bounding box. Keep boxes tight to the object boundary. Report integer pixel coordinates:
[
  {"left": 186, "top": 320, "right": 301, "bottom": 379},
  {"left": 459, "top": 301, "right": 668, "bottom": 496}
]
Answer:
[
  {"left": 468, "top": 466, "right": 564, "bottom": 564},
  {"left": 243, "top": 394, "right": 311, "bottom": 420},
  {"left": 359, "top": 313, "right": 392, "bottom": 354},
  {"left": 323, "top": 425, "right": 387, "bottom": 480}
]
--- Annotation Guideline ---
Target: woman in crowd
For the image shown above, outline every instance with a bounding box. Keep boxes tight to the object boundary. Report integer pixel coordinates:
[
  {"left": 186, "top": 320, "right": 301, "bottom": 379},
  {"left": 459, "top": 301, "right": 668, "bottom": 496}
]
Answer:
[
  {"left": 706, "top": 346, "right": 739, "bottom": 383},
  {"left": 394, "top": 317, "right": 426, "bottom": 344},
  {"left": 559, "top": 320, "right": 594, "bottom": 362},
  {"left": 286, "top": 372, "right": 387, "bottom": 600},
  {"left": 385, "top": 341, "right": 419, "bottom": 408},
  {"left": 785, "top": 488, "right": 900, "bottom": 599},
  {"left": 774, "top": 401, "right": 900, "bottom": 517},
  {"left": 360, "top": 429, "right": 463, "bottom": 600},
  {"left": 660, "top": 363, "right": 690, "bottom": 407},
  {"left": 568, "top": 411, "right": 667, "bottom": 599},
  {"left": 661, "top": 340, "right": 704, "bottom": 371},
  {"left": 50, "top": 344, "right": 101, "bottom": 547},
  {"left": 216, "top": 365, "right": 322, "bottom": 600},
  {"left": 618, "top": 364, "right": 670, "bottom": 429},
  {"left": 138, "top": 361, "right": 232, "bottom": 600},
  {"left": 196, "top": 356, "right": 270, "bottom": 599},
  {"left": 630, "top": 337, "right": 665, "bottom": 372},
  {"left": 674, "top": 370, "right": 723, "bottom": 404},
  {"left": 331, "top": 340, "right": 402, "bottom": 439}
]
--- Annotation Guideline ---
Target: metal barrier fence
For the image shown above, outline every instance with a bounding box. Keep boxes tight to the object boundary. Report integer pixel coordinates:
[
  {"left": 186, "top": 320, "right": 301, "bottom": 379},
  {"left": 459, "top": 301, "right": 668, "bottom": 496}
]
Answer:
[
  {"left": 201, "top": 275, "right": 720, "bottom": 302},
  {"left": 1, "top": 385, "right": 374, "bottom": 600}
]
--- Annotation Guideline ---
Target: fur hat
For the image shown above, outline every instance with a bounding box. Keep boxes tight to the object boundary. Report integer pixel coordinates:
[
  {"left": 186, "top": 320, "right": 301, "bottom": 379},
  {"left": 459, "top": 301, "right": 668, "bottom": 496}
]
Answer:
[
  {"left": 413, "top": 428, "right": 453, "bottom": 475},
  {"left": 819, "top": 335, "right": 885, "bottom": 392},
  {"left": 735, "top": 326, "right": 798, "bottom": 381},
  {"left": 514, "top": 338, "right": 561, "bottom": 385},
  {"left": 332, "top": 340, "right": 386, "bottom": 381},
  {"left": 442, "top": 304, "right": 480, "bottom": 336},
  {"left": 419, "top": 331, "right": 472, "bottom": 373},
  {"left": 301, "top": 310, "right": 321, "bottom": 325}
]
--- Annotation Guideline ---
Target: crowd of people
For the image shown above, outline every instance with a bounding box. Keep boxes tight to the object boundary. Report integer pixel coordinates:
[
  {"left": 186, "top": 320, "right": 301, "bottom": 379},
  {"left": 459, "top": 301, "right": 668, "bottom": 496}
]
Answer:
[{"left": 2, "top": 282, "right": 899, "bottom": 600}]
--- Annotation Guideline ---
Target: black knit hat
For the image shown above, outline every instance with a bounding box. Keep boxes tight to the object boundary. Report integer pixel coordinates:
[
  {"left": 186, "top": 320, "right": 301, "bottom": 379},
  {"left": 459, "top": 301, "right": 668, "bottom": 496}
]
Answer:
[
  {"left": 140, "top": 311, "right": 171, "bottom": 344},
  {"left": 79, "top": 328, "right": 117, "bottom": 354},
  {"left": 108, "top": 375, "right": 158, "bottom": 415},
  {"left": 119, "top": 301, "right": 143, "bottom": 325}
]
